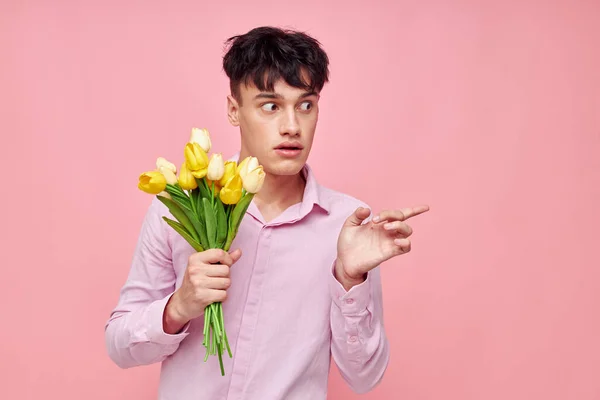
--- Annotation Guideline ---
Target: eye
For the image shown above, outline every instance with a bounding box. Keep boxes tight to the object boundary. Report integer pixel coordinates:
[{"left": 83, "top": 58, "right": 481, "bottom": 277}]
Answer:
[
  {"left": 299, "top": 101, "right": 312, "bottom": 111},
  {"left": 261, "top": 103, "right": 278, "bottom": 112}
]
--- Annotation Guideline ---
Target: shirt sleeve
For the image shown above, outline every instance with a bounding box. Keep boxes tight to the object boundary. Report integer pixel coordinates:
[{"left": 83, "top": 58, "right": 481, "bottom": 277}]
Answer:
[
  {"left": 329, "top": 260, "right": 390, "bottom": 394},
  {"left": 104, "top": 197, "right": 191, "bottom": 369}
]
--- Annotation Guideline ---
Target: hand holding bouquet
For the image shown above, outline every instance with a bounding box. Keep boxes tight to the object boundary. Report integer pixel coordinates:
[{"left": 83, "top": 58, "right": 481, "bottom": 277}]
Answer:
[{"left": 137, "top": 127, "right": 265, "bottom": 376}]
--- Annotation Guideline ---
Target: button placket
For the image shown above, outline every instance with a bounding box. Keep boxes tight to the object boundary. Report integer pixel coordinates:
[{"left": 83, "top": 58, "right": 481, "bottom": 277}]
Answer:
[{"left": 226, "top": 223, "right": 271, "bottom": 398}]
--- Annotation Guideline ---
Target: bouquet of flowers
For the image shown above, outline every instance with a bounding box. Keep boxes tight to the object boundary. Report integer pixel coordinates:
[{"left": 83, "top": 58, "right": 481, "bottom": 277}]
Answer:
[{"left": 137, "top": 127, "right": 265, "bottom": 376}]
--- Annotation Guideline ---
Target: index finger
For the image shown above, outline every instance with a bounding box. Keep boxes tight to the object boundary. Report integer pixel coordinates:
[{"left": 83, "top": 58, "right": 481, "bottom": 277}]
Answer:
[
  {"left": 374, "top": 205, "right": 430, "bottom": 223},
  {"left": 198, "top": 248, "right": 234, "bottom": 266}
]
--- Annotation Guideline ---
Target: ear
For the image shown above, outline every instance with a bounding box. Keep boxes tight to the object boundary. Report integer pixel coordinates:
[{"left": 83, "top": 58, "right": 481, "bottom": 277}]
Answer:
[{"left": 227, "top": 95, "right": 240, "bottom": 127}]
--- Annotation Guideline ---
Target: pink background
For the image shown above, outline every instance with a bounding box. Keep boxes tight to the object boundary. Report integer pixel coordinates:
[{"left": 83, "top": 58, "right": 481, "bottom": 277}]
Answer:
[{"left": 2, "top": 0, "right": 599, "bottom": 399}]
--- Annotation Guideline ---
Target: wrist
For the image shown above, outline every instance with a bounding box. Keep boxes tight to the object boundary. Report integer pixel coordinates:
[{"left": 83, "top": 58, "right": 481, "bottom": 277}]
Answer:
[
  {"left": 334, "top": 257, "right": 366, "bottom": 291},
  {"left": 163, "top": 292, "right": 189, "bottom": 334}
]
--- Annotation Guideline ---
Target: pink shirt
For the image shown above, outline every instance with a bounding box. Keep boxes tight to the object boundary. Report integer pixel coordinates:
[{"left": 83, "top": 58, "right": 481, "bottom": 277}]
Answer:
[{"left": 105, "top": 155, "right": 390, "bottom": 399}]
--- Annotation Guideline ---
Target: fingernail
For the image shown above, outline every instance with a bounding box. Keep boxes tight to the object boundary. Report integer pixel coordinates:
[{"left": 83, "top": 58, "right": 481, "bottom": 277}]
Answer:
[
  {"left": 384, "top": 223, "right": 392, "bottom": 230},
  {"left": 373, "top": 216, "right": 380, "bottom": 222}
]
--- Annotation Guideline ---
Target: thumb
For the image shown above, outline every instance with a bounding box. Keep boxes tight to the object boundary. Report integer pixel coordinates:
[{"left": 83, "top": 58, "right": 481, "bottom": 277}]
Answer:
[
  {"left": 344, "top": 207, "right": 371, "bottom": 227},
  {"left": 229, "top": 248, "right": 242, "bottom": 264}
]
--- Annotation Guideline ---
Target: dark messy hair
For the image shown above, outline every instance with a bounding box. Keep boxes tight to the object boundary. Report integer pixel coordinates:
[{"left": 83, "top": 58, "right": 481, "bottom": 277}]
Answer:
[{"left": 222, "top": 26, "right": 330, "bottom": 103}]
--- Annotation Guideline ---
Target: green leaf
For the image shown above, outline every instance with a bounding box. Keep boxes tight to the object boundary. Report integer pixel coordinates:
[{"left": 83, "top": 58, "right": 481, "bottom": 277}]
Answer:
[
  {"left": 224, "top": 193, "right": 254, "bottom": 251},
  {"left": 157, "top": 195, "right": 200, "bottom": 243},
  {"left": 162, "top": 217, "right": 204, "bottom": 252},
  {"left": 178, "top": 191, "right": 208, "bottom": 250},
  {"left": 215, "top": 198, "right": 228, "bottom": 248},
  {"left": 203, "top": 197, "right": 217, "bottom": 248},
  {"left": 158, "top": 194, "right": 205, "bottom": 248},
  {"left": 165, "top": 193, "right": 192, "bottom": 212},
  {"left": 195, "top": 177, "right": 211, "bottom": 200},
  {"left": 164, "top": 185, "right": 192, "bottom": 210},
  {"left": 189, "top": 188, "right": 198, "bottom": 215},
  {"left": 195, "top": 203, "right": 209, "bottom": 251}
]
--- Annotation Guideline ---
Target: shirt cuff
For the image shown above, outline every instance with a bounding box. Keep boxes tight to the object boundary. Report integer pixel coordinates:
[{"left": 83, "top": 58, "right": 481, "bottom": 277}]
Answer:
[
  {"left": 145, "top": 292, "right": 191, "bottom": 344},
  {"left": 329, "top": 261, "right": 372, "bottom": 315}
]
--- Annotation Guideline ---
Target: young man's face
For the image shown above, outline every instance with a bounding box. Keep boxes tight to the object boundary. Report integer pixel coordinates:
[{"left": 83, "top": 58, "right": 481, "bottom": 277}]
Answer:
[{"left": 227, "top": 75, "right": 320, "bottom": 177}]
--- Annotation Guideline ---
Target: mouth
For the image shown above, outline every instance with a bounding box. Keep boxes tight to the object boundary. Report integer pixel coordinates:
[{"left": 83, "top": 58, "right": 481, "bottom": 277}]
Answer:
[
  {"left": 274, "top": 142, "right": 304, "bottom": 158},
  {"left": 275, "top": 142, "right": 304, "bottom": 151}
]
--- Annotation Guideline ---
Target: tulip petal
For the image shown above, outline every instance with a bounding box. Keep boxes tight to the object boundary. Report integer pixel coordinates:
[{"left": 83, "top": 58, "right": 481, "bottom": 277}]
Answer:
[
  {"left": 178, "top": 163, "right": 198, "bottom": 190},
  {"left": 138, "top": 171, "right": 167, "bottom": 194}
]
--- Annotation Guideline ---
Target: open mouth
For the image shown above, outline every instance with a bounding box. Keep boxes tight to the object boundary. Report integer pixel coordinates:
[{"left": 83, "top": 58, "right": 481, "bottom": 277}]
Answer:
[
  {"left": 275, "top": 142, "right": 304, "bottom": 151},
  {"left": 276, "top": 146, "right": 302, "bottom": 150},
  {"left": 274, "top": 145, "right": 303, "bottom": 157}
]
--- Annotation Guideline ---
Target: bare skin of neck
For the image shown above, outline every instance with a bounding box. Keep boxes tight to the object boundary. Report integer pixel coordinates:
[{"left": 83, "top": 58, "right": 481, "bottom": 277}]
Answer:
[{"left": 252, "top": 171, "right": 306, "bottom": 223}]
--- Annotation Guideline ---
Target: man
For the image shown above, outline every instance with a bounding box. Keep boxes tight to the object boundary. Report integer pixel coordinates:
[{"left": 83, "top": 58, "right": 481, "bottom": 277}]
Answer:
[{"left": 105, "top": 26, "right": 429, "bottom": 399}]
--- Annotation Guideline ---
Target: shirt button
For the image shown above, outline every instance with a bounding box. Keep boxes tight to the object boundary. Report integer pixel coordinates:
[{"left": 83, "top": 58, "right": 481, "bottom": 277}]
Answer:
[
  {"left": 349, "top": 335, "right": 358, "bottom": 343},
  {"left": 345, "top": 298, "right": 354, "bottom": 305}
]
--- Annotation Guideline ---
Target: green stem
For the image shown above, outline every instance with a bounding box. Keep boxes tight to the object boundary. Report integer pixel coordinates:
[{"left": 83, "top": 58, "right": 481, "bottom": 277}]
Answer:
[
  {"left": 217, "top": 341, "right": 224, "bottom": 376},
  {"left": 220, "top": 302, "right": 232, "bottom": 357},
  {"left": 212, "top": 181, "right": 215, "bottom": 207},
  {"left": 210, "top": 325, "right": 215, "bottom": 355},
  {"left": 203, "top": 306, "right": 210, "bottom": 347},
  {"left": 211, "top": 304, "right": 222, "bottom": 343},
  {"left": 204, "top": 326, "right": 211, "bottom": 362}
]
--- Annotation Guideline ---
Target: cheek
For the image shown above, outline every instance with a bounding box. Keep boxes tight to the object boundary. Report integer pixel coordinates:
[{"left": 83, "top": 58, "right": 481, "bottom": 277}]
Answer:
[
  {"left": 239, "top": 114, "right": 273, "bottom": 152},
  {"left": 301, "top": 113, "right": 318, "bottom": 134}
]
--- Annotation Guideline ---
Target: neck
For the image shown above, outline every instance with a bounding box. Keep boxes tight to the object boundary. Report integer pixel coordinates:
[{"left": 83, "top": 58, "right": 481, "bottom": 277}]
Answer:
[
  {"left": 253, "top": 169, "right": 306, "bottom": 209},
  {"left": 236, "top": 149, "right": 306, "bottom": 222}
]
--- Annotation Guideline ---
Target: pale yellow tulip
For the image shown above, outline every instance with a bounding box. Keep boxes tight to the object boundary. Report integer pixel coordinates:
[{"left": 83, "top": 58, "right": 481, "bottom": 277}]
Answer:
[
  {"left": 159, "top": 166, "right": 178, "bottom": 185},
  {"left": 242, "top": 166, "right": 266, "bottom": 193},
  {"left": 156, "top": 157, "right": 177, "bottom": 174},
  {"left": 207, "top": 153, "right": 225, "bottom": 181},
  {"left": 190, "top": 127, "right": 211, "bottom": 153},
  {"left": 237, "top": 156, "right": 259, "bottom": 180}
]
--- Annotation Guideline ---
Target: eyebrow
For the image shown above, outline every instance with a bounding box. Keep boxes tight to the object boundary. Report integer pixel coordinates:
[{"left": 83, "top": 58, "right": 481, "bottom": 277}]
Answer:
[{"left": 253, "top": 91, "right": 318, "bottom": 101}]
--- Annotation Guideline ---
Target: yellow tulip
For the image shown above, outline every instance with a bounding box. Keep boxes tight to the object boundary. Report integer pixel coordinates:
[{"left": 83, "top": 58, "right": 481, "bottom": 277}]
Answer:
[
  {"left": 242, "top": 166, "right": 266, "bottom": 194},
  {"left": 219, "top": 174, "right": 243, "bottom": 205},
  {"left": 178, "top": 162, "right": 198, "bottom": 190},
  {"left": 190, "top": 127, "right": 211, "bottom": 153},
  {"left": 184, "top": 142, "right": 209, "bottom": 178},
  {"left": 138, "top": 171, "right": 167, "bottom": 195},
  {"left": 207, "top": 153, "right": 225, "bottom": 181},
  {"left": 237, "top": 156, "right": 259, "bottom": 180},
  {"left": 219, "top": 161, "right": 237, "bottom": 187},
  {"left": 159, "top": 166, "right": 178, "bottom": 185},
  {"left": 156, "top": 157, "right": 177, "bottom": 174}
]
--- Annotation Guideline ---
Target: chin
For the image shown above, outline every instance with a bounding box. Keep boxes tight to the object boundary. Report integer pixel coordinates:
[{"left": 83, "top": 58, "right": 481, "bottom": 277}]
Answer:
[{"left": 264, "top": 157, "right": 305, "bottom": 176}]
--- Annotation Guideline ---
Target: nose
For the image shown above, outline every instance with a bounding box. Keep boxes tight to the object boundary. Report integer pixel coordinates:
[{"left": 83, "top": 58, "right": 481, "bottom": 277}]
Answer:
[{"left": 280, "top": 108, "right": 301, "bottom": 137}]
